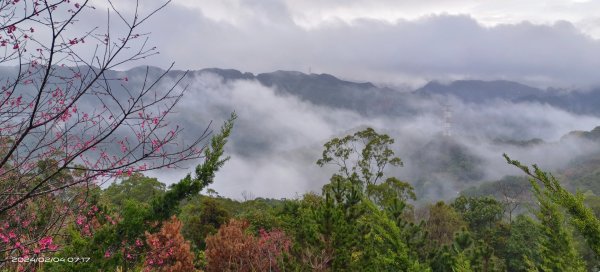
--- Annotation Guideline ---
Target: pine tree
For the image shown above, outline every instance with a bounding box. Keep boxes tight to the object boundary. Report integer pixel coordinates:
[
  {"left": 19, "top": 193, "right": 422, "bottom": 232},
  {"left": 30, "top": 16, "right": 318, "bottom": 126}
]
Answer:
[
  {"left": 529, "top": 180, "right": 586, "bottom": 271},
  {"left": 505, "top": 154, "right": 600, "bottom": 256}
]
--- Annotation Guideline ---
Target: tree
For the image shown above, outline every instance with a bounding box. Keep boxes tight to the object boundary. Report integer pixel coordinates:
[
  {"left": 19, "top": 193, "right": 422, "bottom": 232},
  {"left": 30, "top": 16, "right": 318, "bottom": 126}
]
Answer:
[
  {"left": 40, "top": 114, "right": 236, "bottom": 271},
  {"left": 204, "top": 219, "right": 291, "bottom": 272},
  {"left": 430, "top": 227, "right": 506, "bottom": 272},
  {"left": 150, "top": 112, "right": 236, "bottom": 221},
  {"left": 504, "top": 215, "right": 543, "bottom": 272},
  {"left": 0, "top": 0, "right": 209, "bottom": 262},
  {"left": 531, "top": 180, "right": 586, "bottom": 271},
  {"left": 353, "top": 200, "right": 430, "bottom": 271},
  {"left": 430, "top": 229, "right": 475, "bottom": 272},
  {"left": 505, "top": 154, "right": 600, "bottom": 257},
  {"left": 317, "top": 127, "right": 403, "bottom": 188},
  {"left": 451, "top": 196, "right": 505, "bottom": 272},
  {"left": 425, "top": 201, "right": 466, "bottom": 248},
  {"left": 367, "top": 177, "right": 416, "bottom": 209},
  {"left": 316, "top": 127, "right": 411, "bottom": 216},
  {"left": 180, "top": 197, "right": 230, "bottom": 250},
  {"left": 308, "top": 128, "right": 428, "bottom": 270},
  {"left": 452, "top": 196, "right": 503, "bottom": 234},
  {"left": 461, "top": 176, "right": 531, "bottom": 222},
  {"left": 144, "top": 216, "right": 196, "bottom": 272},
  {"left": 273, "top": 193, "right": 336, "bottom": 271},
  {"left": 103, "top": 173, "right": 166, "bottom": 209}
]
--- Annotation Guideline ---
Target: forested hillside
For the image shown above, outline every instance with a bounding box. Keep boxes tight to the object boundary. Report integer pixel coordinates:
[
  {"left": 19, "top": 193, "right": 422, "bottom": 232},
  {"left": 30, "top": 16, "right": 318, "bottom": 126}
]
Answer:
[{"left": 7, "top": 118, "right": 600, "bottom": 271}]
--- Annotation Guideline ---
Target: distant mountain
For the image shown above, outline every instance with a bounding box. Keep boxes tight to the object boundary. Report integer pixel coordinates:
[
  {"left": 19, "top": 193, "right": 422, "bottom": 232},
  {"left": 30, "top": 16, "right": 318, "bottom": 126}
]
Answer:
[
  {"left": 562, "top": 126, "right": 600, "bottom": 142},
  {"left": 417, "top": 79, "right": 600, "bottom": 116},
  {"left": 9, "top": 65, "right": 600, "bottom": 117},
  {"left": 492, "top": 138, "right": 545, "bottom": 147},
  {"left": 190, "top": 68, "right": 416, "bottom": 116},
  {"left": 120, "top": 66, "right": 600, "bottom": 118},
  {"left": 491, "top": 127, "right": 600, "bottom": 194},
  {"left": 458, "top": 126, "right": 600, "bottom": 202}
]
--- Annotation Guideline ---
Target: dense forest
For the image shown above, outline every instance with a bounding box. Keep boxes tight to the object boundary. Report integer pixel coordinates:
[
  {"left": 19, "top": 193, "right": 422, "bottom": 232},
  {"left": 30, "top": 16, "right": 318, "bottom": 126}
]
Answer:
[{"left": 4, "top": 114, "right": 600, "bottom": 271}]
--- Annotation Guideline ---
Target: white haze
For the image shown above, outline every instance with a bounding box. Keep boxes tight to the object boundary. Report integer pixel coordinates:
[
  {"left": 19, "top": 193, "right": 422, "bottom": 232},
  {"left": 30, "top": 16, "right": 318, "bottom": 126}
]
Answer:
[{"left": 145, "top": 72, "right": 600, "bottom": 200}]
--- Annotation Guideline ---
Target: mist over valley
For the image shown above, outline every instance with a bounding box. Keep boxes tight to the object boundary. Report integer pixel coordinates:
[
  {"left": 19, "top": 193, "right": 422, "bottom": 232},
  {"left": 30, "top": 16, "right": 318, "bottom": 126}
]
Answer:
[{"left": 108, "top": 67, "right": 600, "bottom": 201}]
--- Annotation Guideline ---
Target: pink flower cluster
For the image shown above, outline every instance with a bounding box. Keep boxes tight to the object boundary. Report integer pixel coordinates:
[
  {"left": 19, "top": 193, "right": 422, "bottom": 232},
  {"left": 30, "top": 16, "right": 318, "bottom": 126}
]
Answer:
[{"left": 37, "top": 236, "right": 58, "bottom": 252}]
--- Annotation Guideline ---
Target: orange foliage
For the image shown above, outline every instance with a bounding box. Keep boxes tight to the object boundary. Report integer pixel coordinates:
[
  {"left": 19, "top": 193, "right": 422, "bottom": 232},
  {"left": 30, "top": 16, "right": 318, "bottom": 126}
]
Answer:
[
  {"left": 205, "top": 219, "right": 290, "bottom": 272},
  {"left": 144, "top": 216, "right": 196, "bottom": 272}
]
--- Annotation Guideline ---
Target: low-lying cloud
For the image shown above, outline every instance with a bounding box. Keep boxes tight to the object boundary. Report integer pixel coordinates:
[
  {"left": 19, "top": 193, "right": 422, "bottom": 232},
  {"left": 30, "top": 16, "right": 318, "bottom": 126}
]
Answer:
[{"left": 145, "top": 72, "right": 600, "bottom": 200}]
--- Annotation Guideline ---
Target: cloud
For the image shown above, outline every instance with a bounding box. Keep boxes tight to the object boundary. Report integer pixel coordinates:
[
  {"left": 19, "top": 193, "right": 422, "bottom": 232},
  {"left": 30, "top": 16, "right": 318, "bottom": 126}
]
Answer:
[
  {"left": 75, "top": 1, "right": 600, "bottom": 88},
  {"left": 141, "top": 72, "right": 600, "bottom": 200},
  {"left": 75, "top": 1, "right": 600, "bottom": 200},
  {"left": 172, "top": 0, "right": 600, "bottom": 33},
  {"left": 105, "top": 3, "right": 600, "bottom": 89}
]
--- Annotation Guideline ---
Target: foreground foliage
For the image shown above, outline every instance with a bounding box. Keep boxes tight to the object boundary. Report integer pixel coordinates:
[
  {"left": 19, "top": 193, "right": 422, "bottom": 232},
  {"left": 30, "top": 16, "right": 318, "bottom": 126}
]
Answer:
[{"left": 5, "top": 126, "right": 600, "bottom": 272}]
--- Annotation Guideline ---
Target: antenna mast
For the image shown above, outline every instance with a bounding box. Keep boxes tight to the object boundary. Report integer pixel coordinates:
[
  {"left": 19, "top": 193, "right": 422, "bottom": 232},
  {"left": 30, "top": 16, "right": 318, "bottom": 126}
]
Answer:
[{"left": 443, "top": 103, "right": 452, "bottom": 137}]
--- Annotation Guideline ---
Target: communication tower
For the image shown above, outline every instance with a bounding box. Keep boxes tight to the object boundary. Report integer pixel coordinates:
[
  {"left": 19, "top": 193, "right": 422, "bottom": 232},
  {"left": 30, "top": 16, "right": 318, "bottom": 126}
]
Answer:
[{"left": 443, "top": 103, "right": 452, "bottom": 137}]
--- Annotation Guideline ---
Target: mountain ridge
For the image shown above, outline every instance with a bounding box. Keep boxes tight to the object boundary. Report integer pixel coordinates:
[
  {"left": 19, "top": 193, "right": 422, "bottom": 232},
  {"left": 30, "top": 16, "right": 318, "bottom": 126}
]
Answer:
[{"left": 122, "top": 66, "right": 600, "bottom": 117}]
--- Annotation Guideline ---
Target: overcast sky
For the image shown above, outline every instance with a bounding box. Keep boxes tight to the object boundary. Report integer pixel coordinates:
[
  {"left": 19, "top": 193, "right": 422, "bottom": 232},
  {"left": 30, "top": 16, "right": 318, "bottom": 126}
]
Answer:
[
  {"left": 78, "top": 0, "right": 600, "bottom": 198},
  {"left": 97, "top": 0, "right": 600, "bottom": 88}
]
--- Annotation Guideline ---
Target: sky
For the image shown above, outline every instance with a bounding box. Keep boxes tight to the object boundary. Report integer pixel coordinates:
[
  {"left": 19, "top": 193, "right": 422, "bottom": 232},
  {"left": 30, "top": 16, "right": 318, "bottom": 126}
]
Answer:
[
  {"left": 71, "top": 0, "right": 600, "bottom": 199},
  {"left": 88, "top": 0, "right": 600, "bottom": 89},
  {"left": 31, "top": 0, "right": 600, "bottom": 201}
]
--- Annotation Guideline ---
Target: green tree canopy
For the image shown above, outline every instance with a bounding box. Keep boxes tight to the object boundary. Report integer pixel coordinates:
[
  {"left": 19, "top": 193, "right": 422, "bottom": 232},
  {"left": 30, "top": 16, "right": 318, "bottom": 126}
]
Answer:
[{"left": 103, "top": 173, "right": 166, "bottom": 209}]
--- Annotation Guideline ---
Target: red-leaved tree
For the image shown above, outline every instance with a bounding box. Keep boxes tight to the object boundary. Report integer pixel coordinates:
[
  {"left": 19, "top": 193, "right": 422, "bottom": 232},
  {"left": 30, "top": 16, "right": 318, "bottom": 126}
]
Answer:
[
  {"left": 144, "top": 216, "right": 196, "bottom": 272},
  {"left": 205, "top": 219, "right": 291, "bottom": 272},
  {"left": 0, "top": 0, "right": 207, "bottom": 265}
]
